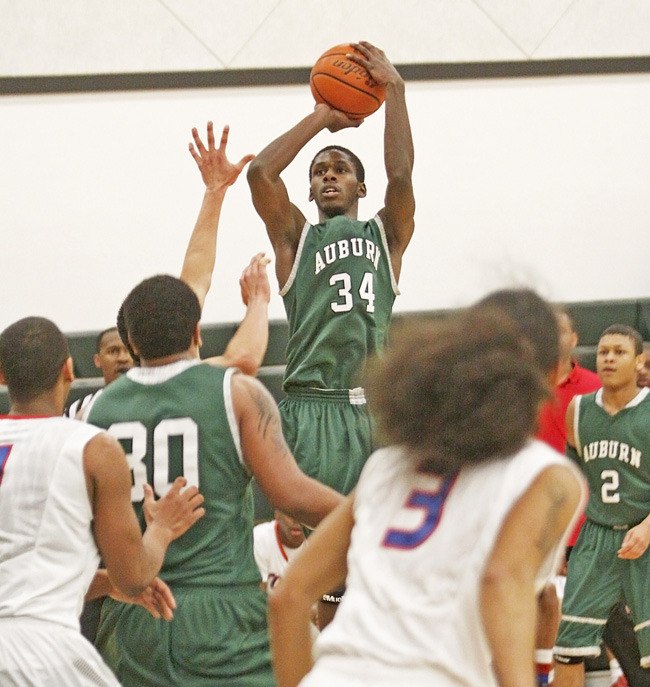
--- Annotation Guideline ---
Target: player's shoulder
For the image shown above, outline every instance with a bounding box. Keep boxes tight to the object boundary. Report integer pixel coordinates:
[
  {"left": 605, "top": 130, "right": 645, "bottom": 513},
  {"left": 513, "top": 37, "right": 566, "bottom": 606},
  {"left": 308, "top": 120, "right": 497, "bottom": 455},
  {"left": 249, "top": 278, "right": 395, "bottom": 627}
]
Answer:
[
  {"left": 355, "top": 446, "right": 409, "bottom": 497},
  {"left": 519, "top": 437, "right": 569, "bottom": 463}
]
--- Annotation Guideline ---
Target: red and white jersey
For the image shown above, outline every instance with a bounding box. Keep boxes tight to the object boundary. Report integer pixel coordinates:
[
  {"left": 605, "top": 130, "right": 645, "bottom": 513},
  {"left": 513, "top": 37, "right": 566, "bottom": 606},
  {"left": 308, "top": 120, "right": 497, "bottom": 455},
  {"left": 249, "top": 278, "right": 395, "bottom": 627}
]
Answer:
[
  {"left": 0, "top": 416, "right": 102, "bottom": 630},
  {"left": 305, "top": 440, "right": 584, "bottom": 687},
  {"left": 253, "top": 519, "right": 306, "bottom": 582}
]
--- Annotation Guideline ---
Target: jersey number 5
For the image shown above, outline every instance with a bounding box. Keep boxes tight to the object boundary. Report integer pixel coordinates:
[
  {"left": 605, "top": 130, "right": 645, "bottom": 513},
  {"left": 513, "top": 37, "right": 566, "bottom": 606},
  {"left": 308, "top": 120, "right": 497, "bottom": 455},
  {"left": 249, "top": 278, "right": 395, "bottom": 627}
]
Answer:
[
  {"left": 382, "top": 476, "right": 456, "bottom": 550},
  {"left": 107, "top": 418, "right": 199, "bottom": 502}
]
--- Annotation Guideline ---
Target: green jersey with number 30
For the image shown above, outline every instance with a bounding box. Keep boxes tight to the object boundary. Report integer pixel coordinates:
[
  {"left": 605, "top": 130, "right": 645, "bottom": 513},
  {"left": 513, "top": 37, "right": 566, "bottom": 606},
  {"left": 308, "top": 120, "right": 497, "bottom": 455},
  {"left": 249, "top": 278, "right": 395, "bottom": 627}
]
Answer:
[
  {"left": 568, "top": 387, "right": 650, "bottom": 527},
  {"left": 87, "top": 361, "right": 260, "bottom": 588},
  {"left": 281, "top": 214, "right": 399, "bottom": 391}
]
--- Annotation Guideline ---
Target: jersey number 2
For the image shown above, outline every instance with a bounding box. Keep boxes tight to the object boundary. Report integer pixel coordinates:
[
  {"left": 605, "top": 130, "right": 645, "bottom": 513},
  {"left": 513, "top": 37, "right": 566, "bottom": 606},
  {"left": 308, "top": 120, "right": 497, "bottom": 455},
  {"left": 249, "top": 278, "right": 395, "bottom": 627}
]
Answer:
[
  {"left": 382, "top": 476, "right": 455, "bottom": 550},
  {"left": 107, "top": 418, "right": 199, "bottom": 502}
]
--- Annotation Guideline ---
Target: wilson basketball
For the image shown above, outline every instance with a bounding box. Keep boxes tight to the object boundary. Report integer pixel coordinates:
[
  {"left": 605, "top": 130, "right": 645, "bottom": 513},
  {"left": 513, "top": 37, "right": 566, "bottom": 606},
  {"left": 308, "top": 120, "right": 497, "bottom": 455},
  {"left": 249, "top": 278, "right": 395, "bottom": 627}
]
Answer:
[{"left": 310, "top": 44, "right": 386, "bottom": 119}]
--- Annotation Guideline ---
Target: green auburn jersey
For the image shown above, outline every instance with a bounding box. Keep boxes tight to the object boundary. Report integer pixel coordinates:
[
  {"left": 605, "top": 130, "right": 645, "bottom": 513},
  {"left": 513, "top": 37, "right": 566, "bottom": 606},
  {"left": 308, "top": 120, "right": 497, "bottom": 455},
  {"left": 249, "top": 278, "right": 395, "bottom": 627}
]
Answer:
[
  {"left": 567, "top": 387, "right": 650, "bottom": 527},
  {"left": 87, "top": 360, "right": 260, "bottom": 588},
  {"left": 281, "top": 214, "right": 399, "bottom": 391}
]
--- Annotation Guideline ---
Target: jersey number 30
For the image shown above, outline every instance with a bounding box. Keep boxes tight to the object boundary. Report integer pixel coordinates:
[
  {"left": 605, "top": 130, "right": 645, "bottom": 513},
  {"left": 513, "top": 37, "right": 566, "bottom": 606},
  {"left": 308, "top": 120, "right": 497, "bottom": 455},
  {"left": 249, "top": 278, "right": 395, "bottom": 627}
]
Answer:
[{"left": 107, "top": 418, "right": 199, "bottom": 502}]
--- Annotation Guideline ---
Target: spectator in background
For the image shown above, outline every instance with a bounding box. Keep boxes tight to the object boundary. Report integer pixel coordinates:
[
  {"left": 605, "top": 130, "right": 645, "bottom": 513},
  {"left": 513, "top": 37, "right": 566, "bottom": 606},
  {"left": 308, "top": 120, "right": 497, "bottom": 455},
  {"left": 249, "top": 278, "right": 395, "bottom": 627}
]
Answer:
[
  {"left": 65, "top": 326, "right": 133, "bottom": 420},
  {"left": 534, "top": 308, "right": 602, "bottom": 686},
  {"left": 254, "top": 510, "right": 307, "bottom": 587}
]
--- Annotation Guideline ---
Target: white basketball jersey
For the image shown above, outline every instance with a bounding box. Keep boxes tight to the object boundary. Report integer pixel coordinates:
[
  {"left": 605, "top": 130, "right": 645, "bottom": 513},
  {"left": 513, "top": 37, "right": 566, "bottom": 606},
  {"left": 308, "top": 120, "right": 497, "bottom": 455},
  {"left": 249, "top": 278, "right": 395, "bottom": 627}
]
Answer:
[
  {"left": 0, "top": 416, "right": 102, "bottom": 630},
  {"left": 306, "top": 440, "right": 584, "bottom": 687},
  {"left": 253, "top": 519, "right": 306, "bottom": 582}
]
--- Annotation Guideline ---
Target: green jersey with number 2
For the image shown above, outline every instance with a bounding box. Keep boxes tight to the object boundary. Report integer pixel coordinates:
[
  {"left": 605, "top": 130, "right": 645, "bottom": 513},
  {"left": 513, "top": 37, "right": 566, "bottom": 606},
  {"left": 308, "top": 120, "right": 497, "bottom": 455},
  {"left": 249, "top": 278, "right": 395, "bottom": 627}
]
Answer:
[{"left": 568, "top": 387, "right": 650, "bottom": 527}]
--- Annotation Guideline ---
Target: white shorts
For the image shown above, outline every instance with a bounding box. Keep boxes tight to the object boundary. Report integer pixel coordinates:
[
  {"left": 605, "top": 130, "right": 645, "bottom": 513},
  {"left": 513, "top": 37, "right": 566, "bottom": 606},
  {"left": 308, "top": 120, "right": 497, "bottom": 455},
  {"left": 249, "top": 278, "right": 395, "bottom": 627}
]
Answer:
[{"left": 0, "top": 617, "right": 120, "bottom": 686}]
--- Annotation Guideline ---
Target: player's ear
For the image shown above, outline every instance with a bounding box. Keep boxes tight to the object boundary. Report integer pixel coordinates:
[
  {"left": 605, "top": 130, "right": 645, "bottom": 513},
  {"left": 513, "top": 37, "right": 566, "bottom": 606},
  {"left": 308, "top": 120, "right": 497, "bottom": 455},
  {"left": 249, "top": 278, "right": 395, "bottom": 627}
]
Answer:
[
  {"left": 93, "top": 353, "right": 101, "bottom": 370},
  {"left": 635, "top": 352, "right": 646, "bottom": 374},
  {"left": 357, "top": 182, "right": 367, "bottom": 199},
  {"left": 308, "top": 188, "right": 314, "bottom": 202},
  {"left": 0, "top": 366, "right": 5, "bottom": 385},
  {"left": 63, "top": 356, "right": 75, "bottom": 383},
  {"left": 127, "top": 333, "right": 141, "bottom": 357},
  {"left": 194, "top": 323, "right": 202, "bottom": 349}
]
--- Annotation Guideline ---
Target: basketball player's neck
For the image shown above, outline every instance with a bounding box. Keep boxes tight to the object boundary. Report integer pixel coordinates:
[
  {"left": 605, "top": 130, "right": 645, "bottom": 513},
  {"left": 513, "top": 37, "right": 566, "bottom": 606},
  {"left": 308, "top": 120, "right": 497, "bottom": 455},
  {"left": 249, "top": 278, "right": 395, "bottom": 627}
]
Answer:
[
  {"left": 601, "top": 380, "right": 642, "bottom": 415},
  {"left": 318, "top": 206, "right": 358, "bottom": 223},
  {"left": 9, "top": 394, "right": 62, "bottom": 418}
]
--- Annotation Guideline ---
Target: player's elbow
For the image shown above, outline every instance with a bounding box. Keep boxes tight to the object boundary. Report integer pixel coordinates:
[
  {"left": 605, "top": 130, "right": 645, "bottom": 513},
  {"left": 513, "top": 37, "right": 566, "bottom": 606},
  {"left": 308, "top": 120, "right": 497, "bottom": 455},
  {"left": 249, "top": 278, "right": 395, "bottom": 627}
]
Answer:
[{"left": 247, "top": 158, "right": 268, "bottom": 187}]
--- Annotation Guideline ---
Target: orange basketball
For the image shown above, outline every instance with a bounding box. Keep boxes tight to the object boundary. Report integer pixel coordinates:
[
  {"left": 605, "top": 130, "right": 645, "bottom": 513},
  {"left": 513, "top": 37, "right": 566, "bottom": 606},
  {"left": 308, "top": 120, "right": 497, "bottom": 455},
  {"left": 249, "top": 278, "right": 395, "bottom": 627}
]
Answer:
[{"left": 310, "top": 44, "right": 386, "bottom": 119}]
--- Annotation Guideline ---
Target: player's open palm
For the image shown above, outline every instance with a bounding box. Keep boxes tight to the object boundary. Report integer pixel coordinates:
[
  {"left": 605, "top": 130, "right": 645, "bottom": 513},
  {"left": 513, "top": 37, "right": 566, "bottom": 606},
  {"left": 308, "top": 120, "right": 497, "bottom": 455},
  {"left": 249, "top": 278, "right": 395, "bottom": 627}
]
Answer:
[
  {"left": 149, "top": 476, "right": 205, "bottom": 541},
  {"left": 189, "top": 121, "right": 255, "bottom": 192}
]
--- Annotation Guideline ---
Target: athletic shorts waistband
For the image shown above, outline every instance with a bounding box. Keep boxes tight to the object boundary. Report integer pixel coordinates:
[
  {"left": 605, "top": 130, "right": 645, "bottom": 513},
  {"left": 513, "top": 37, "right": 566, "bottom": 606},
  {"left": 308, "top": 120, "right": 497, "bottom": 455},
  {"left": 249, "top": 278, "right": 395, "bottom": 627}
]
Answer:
[
  {"left": 587, "top": 519, "right": 636, "bottom": 531},
  {"left": 284, "top": 387, "right": 366, "bottom": 405}
]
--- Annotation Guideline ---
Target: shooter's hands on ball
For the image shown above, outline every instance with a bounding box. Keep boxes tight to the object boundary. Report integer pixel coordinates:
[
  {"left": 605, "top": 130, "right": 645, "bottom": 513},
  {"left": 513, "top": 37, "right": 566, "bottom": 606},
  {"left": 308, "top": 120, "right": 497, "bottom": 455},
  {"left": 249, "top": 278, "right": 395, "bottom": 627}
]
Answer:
[
  {"left": 348, "top": 41, "right": 403, "bottom": 89},
  {"left": 315, "top": 103, "right": 365, "bottom": 133}
]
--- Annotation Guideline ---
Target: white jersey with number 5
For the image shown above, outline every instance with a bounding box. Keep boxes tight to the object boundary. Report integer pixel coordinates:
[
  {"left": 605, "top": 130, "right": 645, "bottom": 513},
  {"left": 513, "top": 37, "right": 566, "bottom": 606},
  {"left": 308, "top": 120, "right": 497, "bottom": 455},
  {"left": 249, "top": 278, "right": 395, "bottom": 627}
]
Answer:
[
  {"left": 0, "top": 416, "right": 102, "bottom": 629},
  {"left": 304, "top": 440, "right": 583, "bottom": 687}
]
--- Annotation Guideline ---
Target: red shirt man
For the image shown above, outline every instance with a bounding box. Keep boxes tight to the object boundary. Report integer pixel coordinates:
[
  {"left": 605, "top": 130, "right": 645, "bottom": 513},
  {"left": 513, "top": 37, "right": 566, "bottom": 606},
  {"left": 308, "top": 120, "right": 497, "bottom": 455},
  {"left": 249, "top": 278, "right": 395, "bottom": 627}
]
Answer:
[{"left": 536, "top": 310, "right": 601, "bottom": 546}]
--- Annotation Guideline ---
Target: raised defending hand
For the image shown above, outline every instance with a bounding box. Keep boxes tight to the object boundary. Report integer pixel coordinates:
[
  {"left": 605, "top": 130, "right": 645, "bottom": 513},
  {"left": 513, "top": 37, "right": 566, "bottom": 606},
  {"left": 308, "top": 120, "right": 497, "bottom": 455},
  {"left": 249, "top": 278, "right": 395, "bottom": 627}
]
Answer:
[
  {"left": 147, "top": 476, "right": 205, "bottom": 541},
  {"left": 109, "top": 576, "right": 177, "bottom": 621},
  {"left": 189, "top": 121, "right": 255, "bottom": 192},
  {"left": 240, "top": 252, "right": 271, "bottom": 306},
  {"left": 348, "top": 41, "right": 403, "bottom": 88}
]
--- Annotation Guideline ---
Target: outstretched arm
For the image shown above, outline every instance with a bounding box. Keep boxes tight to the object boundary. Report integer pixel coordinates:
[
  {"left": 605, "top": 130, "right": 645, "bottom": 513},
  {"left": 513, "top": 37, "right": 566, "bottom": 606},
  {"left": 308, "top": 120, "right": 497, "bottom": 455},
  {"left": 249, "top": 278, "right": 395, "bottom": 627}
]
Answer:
[
  {"left": 268, "top": 495, "right": 354, "bottom": 687},
  {"left": 204, "top": 253, "right": 271, "bottom": 375},
  {"left": 480, "top": 465, "right": 584, "bottom": 687},
  {"left": 246, "top": 105, "right": 361, "bottom": 285},
  {"left": 232, "top": 373, "right": 342, "bottom": 528},
  {"left": 349, "top": 42, "right": 415, "bottom": 279},
  {"left": 181, "top": 122, "right": 255, "bottom": 309}
]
